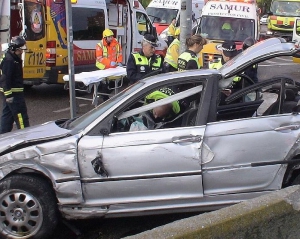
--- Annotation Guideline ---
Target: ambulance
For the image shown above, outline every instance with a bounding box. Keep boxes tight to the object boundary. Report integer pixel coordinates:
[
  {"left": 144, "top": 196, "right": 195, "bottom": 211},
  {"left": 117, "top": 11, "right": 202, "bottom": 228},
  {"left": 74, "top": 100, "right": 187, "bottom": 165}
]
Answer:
[
  {"left": 195, "top": 0, "right": 260, "bottom": 68},
  {"left": 267, "top": 0, "right": 300, "bottom": 42},
  {"left": 0, "top": 0, "right": 167, "bottom": 86},
  {"left": 146, "top": 0, "right": 204, "bottom": 39},
  {"left": 291, "top": 17, "right": 300, "bottom": 63}
]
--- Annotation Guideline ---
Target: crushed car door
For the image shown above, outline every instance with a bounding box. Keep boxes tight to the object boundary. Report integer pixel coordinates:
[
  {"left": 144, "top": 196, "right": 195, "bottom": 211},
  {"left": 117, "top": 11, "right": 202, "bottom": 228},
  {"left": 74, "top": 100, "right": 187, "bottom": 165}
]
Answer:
[
  {"left": 78, "top": 82, "right": 207, "bottom": 212},
  {"left": 202, "top": 78, "right": 300, "bottom": 196}
]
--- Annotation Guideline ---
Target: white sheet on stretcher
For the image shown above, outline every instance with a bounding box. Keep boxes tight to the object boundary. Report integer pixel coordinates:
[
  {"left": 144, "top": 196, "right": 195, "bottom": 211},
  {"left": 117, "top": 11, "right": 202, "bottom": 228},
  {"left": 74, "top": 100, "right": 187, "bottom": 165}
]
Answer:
[{"left": 63, "top": 67, "right": 126, "bottom": 86}]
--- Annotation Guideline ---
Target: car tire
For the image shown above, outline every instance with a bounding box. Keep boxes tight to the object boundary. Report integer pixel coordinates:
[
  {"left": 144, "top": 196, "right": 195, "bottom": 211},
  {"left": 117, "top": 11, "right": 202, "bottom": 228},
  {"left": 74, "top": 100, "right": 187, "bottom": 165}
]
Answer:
[{"left": 0, "top": 175, "right": 58, "bottom": 239}]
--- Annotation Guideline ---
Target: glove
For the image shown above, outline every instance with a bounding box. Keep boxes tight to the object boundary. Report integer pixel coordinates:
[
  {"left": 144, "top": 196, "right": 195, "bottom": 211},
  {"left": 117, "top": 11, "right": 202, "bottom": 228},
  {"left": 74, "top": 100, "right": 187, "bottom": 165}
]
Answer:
[
  {"left": 117, "top": 62, "right": 123, "bottom": 67},
  {"left": 110, "top": 61, "right": 116, "bottom": 67},
  {"left": 6, "top": 97, "right": 14, "bottom": 103}
]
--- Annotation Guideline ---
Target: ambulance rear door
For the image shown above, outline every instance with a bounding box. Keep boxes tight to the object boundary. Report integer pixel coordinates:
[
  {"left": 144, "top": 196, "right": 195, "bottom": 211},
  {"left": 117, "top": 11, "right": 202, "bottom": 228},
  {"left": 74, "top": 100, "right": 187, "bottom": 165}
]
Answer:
[
  {"left": 0, "top": 0, "right": 10, "bottom": 56},
  {"left": 131, "top": 2, "right": 167, "bottom": 57},
  {"left": 22, "top": 0, "right": 47, "bottom": 83}
]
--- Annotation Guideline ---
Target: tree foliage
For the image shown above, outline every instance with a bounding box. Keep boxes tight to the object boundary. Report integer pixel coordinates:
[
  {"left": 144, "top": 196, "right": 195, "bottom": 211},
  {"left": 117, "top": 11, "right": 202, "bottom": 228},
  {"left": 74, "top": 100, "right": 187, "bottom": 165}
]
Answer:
[
  {"left": 257, "top": 0, "right": 273, "bottom": 14},
  {"left": 139, "top": 0, "right": 151, "bottom": 8}
]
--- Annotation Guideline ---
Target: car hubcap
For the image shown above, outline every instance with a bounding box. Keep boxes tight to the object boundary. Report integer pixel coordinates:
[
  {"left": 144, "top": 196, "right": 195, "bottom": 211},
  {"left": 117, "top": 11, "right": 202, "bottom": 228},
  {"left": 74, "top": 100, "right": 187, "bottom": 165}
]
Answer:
[{"left": 0, "top": 190, "right": 43, "bottom": 237}]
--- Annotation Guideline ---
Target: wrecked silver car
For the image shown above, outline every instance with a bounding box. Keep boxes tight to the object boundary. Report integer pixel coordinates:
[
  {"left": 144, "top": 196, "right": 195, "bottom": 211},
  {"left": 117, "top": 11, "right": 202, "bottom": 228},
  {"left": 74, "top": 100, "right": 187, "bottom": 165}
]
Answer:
[{"left": 1, "top": 38, "right": 300, "bottom": 238}]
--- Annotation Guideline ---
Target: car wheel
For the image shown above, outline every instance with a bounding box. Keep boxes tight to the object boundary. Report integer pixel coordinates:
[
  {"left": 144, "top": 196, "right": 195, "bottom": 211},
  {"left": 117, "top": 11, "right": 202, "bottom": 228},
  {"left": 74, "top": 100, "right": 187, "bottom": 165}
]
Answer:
[{"left": 0, "top": 175, "right": 58, "bottom": 239}]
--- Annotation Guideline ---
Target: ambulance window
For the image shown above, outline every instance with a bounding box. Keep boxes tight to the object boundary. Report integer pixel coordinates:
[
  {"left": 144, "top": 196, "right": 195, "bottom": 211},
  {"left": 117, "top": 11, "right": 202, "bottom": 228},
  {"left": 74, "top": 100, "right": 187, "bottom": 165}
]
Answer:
[
  {"left": 72, "top": 8, "right": 105, "bottom": 40},
  {"left": 24, "top": 1, "right": 45, "bottom": 41},
  {"left": 136, "top": 12, "right": 152, "bottom": 36}
]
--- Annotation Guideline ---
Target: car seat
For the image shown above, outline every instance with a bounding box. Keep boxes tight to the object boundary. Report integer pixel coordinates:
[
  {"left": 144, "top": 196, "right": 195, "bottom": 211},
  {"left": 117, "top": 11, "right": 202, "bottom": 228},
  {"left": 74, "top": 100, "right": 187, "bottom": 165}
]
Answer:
[{"left": 282, "top": 89, "right": 298, "bottom": 113}]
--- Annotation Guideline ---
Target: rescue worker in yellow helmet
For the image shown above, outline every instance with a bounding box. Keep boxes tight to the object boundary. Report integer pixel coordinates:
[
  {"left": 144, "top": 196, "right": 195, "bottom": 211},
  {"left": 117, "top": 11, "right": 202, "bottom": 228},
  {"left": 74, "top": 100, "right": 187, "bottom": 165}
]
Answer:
[
  {"left": 143, "top": 88, "right": 181, "bottom": 129},
  {"left": 167, "top": 18, "right": 177, "bottom": 46},
  {"left": 95, "top": 29, "right": 123, "bottom": 70},
  {"left": 221, "top": 21, "right": 234, "bottom": 39},
  {"left": 163, "top": 28, "right": 181, "bottom": 72},
  {"left": 126, "top": 34, "right": 163, "bottom": 84},
  {"left": 178, "top": 35, "right": 207, "bottom": 71}
]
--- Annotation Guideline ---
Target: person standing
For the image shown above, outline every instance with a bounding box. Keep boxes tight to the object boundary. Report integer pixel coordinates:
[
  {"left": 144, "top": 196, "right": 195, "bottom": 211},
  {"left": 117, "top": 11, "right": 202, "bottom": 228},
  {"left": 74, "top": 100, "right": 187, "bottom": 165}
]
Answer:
[
  {"left": 167, "top": 18, "right": 177, "bottom": 46},
  {"left": 242, "top": 37, "right": 258, "bottom": 83},
  {"left": 163, "top": 28, "right": 181, "bottom": 72},
  {"left": 126, "top": 34, "right": 163, "bottom": 84},
  {"left": 0, "top": 36, "right": 29, "bottom": 134},
  {"left": 96, "top": 29, "right": 123, "bottom": 70},
  {"left": 178, "top": 35, "right": 207, "bottom": 71}
]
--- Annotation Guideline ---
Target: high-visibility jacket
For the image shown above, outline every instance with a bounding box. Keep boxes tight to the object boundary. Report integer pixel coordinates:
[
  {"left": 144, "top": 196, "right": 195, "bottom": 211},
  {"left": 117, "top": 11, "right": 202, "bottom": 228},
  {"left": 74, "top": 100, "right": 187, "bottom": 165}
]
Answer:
[
  {"left": 209, "top": 59, "right": 223, "bottom": 70},
  {"left": 0, "top": 51, "right": 24, "bottom": 98},
  {"left": 164, "top": 38, "right": 180, "bottom": 69},
  {"left": 126, "top": 51, "right": 163, "bottom": 83},
  {"left": 178, "top": 50, "right": 200, "bottom": 71},
  {"left": 96, "top": 38, "right": 122, "bottom": 70},
  {"left": 167, "top": 23, "right": 176, "bottom": 37},
  {"left": 209, "top": 59, "right": 241, "bottom": 83}
]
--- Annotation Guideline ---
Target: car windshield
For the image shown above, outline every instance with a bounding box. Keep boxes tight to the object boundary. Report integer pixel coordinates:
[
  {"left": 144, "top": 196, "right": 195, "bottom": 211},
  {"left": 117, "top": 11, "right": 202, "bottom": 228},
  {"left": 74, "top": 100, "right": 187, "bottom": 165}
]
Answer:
[
  {"left": 198, "top": 16, "right": 255, "bottom": 42},
  {"left": 146, "top": 7, "right": 178, "bottom": 24},
  {"left": 67, "top": 82, "right": 144, "bottom": 133},
  {"left": 270, "top": 0, "right": 300, "bottom": 17}
]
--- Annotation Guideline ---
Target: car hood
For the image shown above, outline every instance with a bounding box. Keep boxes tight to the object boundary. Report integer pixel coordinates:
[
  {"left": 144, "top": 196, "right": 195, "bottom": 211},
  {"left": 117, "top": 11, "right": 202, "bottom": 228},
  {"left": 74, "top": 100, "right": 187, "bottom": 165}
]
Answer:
[
  {"left": 0, "top": 121, "right": 71, "bottom": 154},
  {"left": 220, "top": 38, "right": 300, "bottom": 79}
]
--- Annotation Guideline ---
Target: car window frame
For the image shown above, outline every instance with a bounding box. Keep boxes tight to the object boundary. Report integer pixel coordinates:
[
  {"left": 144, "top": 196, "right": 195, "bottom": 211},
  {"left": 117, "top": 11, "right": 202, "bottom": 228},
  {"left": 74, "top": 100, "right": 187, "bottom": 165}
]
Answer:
[{"left": 87, "top": 76, "right": 212, "bottom": 136}]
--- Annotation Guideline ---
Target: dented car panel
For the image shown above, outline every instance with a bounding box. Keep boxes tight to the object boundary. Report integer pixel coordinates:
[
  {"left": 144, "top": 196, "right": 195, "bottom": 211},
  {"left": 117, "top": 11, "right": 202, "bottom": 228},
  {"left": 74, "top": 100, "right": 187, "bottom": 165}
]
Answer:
[
  {"left": 1, "top": 38, "right": 300, "bottom": 238},
  {"left": 78, "top": 127, "right": 205, "bottom": 206}
]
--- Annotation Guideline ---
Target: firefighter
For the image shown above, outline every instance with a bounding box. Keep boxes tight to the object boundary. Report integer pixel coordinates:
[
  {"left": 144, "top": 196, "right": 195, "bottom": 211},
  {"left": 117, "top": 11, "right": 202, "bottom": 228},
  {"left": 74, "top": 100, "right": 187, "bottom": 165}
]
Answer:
[
  {"left": 0, "top": 36, "right": 29, "bottom": 134},
  {"left": 126, "top": 34, "right": 163, "bottom": 84},
  {"left": 178, "top": 35, "right": 207, "bottom": 71},
  {"left": 167, "top": 18, "right": 177, "bottom": 46},
  {"left": 163, "top": 28, "right": 181, "bottom": 72},
  {"left": 96, "top": 29, "right": 123, "bottom": 70}
]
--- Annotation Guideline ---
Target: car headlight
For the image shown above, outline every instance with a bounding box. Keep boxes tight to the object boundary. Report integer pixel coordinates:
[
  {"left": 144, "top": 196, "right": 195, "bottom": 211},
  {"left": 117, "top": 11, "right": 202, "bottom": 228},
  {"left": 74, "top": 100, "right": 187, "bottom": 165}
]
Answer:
[{"left": 266, "top": 31, "right": 273, "bottom": 35}]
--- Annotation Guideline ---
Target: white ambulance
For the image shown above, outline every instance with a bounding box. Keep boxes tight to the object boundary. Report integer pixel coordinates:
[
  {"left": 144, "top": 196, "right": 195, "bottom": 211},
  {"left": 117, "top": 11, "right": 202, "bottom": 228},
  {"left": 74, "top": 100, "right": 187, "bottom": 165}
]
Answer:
[
  {"left": 196, "top": 0, "right": 260, "bottom": 68},
  {"left": 146, "top": 0, "right": 204, "bottom": 40},
  {"left": 0, "top": 0, "right": 168, "bottom": 86}
]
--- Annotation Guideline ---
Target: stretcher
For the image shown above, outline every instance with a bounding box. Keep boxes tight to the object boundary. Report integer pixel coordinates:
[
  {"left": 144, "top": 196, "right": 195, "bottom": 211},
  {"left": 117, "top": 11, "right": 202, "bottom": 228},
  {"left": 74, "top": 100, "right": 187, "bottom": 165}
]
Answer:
[{"left": 63, "top": 67, "right": 127, "bottom": 106}]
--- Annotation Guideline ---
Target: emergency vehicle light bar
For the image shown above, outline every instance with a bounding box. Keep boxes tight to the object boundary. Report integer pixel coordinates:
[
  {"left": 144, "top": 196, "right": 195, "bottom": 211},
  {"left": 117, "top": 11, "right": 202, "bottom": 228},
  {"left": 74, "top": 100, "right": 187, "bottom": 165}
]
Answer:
[{"left": 206, "top": 0, "right": 255, "bottom": 3}]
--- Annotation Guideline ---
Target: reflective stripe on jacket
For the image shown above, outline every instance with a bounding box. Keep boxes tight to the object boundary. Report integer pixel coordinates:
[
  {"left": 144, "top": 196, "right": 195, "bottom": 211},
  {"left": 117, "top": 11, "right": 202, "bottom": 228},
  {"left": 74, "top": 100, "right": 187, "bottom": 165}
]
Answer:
[
  {"left": 95, "top": 38, "right": 122, "bottom": 70},
  {"left": 209, "top": 59, "right": 223, "bottom": 70},
  {"left": 126, "top": 52, "right": 163, "bottom": 84},
  {"left": 0, "top": 51, "right": 24, "bottom": 98},
  {"left": 178, "top": 51, "right": 200, "bottom": 71},
  {"left": 132, "top": 53, "right": 162, "bottom": 71},
  {"left": 164, "top": 39, "right": 180, "bottom": 69},
  {"left": 209, "top": 59, "right": 241, "bottom": 82}
]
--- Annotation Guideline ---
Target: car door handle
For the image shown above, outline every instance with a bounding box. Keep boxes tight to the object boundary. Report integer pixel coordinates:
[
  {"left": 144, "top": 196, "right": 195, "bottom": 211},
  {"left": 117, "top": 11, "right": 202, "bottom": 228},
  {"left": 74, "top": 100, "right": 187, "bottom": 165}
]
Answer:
[
  {"left": 172, "top": 135, "right": 202, "bottom": 143},
  {"left": 274, "top": 125, "right": 300, "bottom": 131}
]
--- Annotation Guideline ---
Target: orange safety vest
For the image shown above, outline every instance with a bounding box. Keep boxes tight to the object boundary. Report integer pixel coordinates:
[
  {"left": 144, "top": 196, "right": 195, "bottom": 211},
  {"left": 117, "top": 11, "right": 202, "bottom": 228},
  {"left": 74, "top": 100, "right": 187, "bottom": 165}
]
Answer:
[{"left": 95, "top": 38, "right": 123, "bottom": 70}]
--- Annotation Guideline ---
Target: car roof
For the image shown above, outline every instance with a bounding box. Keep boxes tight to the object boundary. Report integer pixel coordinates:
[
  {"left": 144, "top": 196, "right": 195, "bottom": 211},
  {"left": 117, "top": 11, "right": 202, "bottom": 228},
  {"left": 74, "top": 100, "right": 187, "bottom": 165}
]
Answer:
[
  {"left": 140, "top": 69, "right": 221, "bottom": 86},
  {"left": 220, "top": 38, "right": 300, "bottom": 78}
]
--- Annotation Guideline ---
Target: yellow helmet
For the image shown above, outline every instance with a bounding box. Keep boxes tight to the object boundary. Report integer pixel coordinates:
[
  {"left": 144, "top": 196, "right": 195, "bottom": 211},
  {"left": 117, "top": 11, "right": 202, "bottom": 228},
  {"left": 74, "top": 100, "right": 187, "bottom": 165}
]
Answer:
[
  {"left": 175, "top": 28, "right": 180, "bottom": 36},
  {"left": 222, "top": 22, "right": 232, "bottom": 30},
  {"left": 103, "top": 29, "right": 114, "bottom": 38}
]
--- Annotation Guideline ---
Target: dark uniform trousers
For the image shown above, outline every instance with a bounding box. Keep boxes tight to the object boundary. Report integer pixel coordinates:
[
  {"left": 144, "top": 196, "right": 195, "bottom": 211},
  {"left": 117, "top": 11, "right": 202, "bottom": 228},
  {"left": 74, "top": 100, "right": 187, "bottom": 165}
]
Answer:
[{"left": 1, "top": 92, "right": 29, "bottom": 133}]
